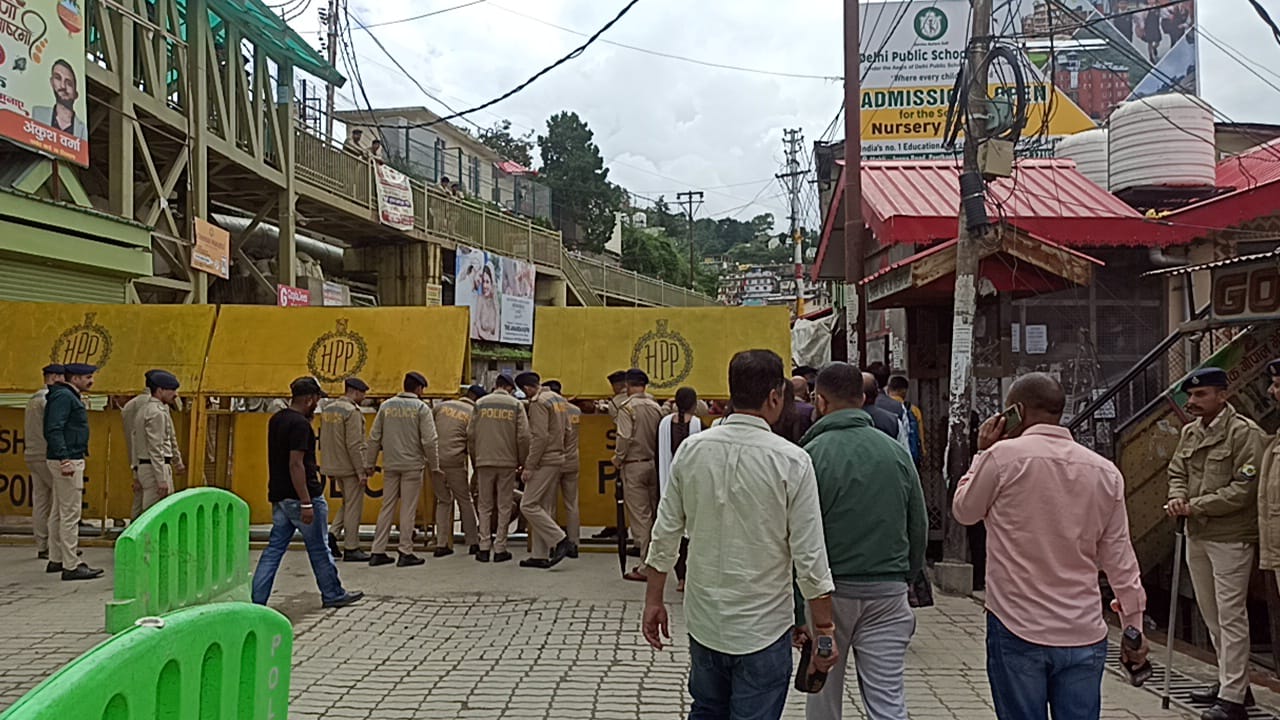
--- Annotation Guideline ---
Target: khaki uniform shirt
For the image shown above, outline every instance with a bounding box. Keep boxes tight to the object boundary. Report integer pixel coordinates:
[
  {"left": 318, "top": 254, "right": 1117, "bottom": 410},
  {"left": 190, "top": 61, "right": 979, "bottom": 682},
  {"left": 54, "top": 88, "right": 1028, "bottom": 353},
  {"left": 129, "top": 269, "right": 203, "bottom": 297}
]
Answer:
[
  {"left": 23, "top": 388, "right": 49, "bottom": 462},
  {"left": 434, "top": 398, "right": 475, "bottom": 469},
  {"left": 527, "top": 389, "right": 569, "bottom": 471},
  {"left": 615, "top": 393, "right": 662, "bottom": 464},
  {"left": 138, "top": 396, "right": 179, "bottom": 467},
  {"left": 608, "top": 392, "right": 628, "bottom": 419},
  {"left": 564, "top": 403, "right": 582, "bottom": 468},
  {"left": 121, "top": 392, "right": 149, "bottom": 469},
  {"left": 1168, "top": 403, "right": 1264, "bottom": 543},
  {"left": 319, "top": 398, "right": 367, "bottom": 477},
  {"left": 468, "top": 391, "right": 531, "bottom": 468},
  {"left": 1260, "top": 432, "right": 1280, "bottom": 569},
  {"left": 367, "top": 392, "right": 440, "bottom": 473}
]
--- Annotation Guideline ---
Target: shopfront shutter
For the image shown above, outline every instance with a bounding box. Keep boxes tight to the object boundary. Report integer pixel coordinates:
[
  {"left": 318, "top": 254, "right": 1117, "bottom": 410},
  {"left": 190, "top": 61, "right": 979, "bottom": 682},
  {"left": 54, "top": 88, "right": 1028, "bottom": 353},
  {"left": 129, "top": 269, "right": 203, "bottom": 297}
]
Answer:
[{"left": 0, "top": 259, "right": 126, "bottom": 303}]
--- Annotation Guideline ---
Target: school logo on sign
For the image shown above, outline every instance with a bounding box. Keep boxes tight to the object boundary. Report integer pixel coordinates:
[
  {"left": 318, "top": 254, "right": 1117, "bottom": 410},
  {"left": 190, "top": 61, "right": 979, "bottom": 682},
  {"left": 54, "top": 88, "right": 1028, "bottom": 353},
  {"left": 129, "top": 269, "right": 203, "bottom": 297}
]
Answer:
[
  {"left": 914, "top": 7, "right": 948, "bottom": 42},
  {"left": 50, "top": 313, "right": 113, "bottom": 368},
  {"left": 307, "top": 319, "right": 368, "bottom": 383},
  {"left": 631, "top": 320, "right": 693, "bottom": 390}
]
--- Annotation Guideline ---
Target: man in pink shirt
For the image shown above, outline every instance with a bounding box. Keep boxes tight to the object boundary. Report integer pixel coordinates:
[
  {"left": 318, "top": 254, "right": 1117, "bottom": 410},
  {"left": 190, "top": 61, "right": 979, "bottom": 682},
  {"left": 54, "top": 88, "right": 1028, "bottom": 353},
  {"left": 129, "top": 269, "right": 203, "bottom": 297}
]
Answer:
[{"left": 953, "top": 373, "right": 1148, "bottom": 720}]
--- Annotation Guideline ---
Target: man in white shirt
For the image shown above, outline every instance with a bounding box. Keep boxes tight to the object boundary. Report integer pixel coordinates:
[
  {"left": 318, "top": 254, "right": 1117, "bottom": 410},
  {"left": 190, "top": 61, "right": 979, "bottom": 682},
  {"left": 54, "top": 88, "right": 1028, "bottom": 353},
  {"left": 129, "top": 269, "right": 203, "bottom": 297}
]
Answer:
[{"left": 643, "top": 349, "right": 840, "bottom": 719}]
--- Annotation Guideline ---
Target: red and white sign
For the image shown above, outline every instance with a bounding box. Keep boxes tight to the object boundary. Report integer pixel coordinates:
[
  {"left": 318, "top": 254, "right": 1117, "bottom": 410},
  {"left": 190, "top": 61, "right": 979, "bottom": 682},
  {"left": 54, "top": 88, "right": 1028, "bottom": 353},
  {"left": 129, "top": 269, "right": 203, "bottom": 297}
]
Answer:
[{"left": 277, "top": 284, "right": 310, "bottom": 307}]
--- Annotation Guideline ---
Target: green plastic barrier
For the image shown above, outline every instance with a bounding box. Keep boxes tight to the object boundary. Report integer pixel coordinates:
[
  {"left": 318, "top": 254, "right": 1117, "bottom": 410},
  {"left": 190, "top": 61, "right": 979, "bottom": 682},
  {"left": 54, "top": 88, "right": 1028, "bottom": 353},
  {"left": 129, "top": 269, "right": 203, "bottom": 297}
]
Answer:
[
  {"left": 106, "top": 488, "right": 251, "bottom": 634},
  {"left": 0, "top": 604, "right": 291, "bottom": 720}
]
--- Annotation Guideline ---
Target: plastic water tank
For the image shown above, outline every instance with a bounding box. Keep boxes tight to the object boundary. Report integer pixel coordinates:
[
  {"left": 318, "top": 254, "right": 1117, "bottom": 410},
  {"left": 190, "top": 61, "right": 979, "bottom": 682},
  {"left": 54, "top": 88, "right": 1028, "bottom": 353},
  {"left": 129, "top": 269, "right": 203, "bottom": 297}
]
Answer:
[
  {"left": 1109, "top": 93, "right": 1215, "bottom": 191},
  {"left": 1056, "top": 128, "right": 1110, "bottom": 189}
]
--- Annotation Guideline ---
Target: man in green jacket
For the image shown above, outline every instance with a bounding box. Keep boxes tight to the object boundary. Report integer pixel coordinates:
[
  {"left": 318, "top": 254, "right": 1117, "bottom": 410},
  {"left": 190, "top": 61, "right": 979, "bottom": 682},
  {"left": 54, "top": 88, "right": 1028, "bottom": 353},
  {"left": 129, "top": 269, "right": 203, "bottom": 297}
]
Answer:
[
  {"left": 795, "top": 361, "right": 926, "bottom": 720},
  {"left": 44, "top": 362, "right": 104, "bottom": 581}
]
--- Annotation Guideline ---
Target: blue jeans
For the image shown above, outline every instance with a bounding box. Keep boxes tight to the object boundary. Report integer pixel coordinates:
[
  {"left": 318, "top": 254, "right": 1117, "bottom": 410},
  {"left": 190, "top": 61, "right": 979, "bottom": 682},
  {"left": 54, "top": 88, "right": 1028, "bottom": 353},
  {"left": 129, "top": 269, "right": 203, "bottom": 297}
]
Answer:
[
  {"left": 251, "top": 497, "right": 346, "bottom": 605},
  {"left": 688, "top": 631, "right": 792, "bottom": 720},
  {"left": 986, "top": 613, "right": 1107, "bottom": 720}
]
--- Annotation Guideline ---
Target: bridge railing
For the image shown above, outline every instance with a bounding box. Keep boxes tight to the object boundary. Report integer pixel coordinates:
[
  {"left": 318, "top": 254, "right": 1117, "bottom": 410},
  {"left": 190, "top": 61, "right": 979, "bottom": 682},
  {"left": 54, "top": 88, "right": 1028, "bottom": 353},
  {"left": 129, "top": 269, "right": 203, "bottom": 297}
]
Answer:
[
  {"left": 0, "top": 604, "right": 292, "bottom": 720},
  {"left": 106, "top": 488, "right": 251, "bottom": 634}
]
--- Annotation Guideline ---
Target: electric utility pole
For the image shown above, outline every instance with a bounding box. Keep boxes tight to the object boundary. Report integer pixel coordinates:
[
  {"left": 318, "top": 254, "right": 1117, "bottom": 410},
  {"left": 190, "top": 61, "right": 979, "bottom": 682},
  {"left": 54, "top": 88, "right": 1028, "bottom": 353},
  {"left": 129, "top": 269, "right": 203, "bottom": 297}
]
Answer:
[
  {"left": 842, "top": 0, "right": 865, "bottom": 366},
  {"left": 939, "top": 0, "right": 994, "bottom": 586},
  {"left": 322, "top": 0, "right": 341, "bottom": 138},
  {"left": 777, "top": 128, "right": 807, "bottom": 316},
  {"left": 677, "top": 190, "right": 704, "bottom": 289}
]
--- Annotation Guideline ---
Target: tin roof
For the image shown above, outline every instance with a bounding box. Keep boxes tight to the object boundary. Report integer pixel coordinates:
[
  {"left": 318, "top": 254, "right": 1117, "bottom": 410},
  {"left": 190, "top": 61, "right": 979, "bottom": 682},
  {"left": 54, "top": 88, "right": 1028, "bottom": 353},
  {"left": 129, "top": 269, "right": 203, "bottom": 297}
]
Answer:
[{"left": 1216, "top": 139, "right": 1280, "bottom": 191}]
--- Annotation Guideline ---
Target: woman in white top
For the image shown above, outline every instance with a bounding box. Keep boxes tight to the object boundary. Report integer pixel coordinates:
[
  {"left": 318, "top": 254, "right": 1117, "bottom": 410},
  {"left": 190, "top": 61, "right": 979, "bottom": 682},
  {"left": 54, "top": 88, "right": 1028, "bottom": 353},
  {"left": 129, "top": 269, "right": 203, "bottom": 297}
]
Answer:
[{"left": 657, "top": 387, "right": 701, "bottom": 592}]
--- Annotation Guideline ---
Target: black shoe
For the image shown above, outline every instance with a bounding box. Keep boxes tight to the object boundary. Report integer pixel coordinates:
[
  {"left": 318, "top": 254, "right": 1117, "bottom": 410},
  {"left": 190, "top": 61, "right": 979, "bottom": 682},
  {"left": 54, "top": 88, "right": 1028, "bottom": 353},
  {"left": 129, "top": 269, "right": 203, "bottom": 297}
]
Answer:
[
  {"left": 37, "top": 550, "right": 48, "bottom": 560},
  {"left": 368, "top": 553, "right": 394, "bottom": 567},
  {"left": 1201, "top": 700, "right": 1248, "bottom": 720},
  {"left": 342, "top": 549, "right": 371, "bottom": 562},
  {"left": 1190, "top": 685, "right": 1255, "bottom": 707},
  {"left": 520, "top": 558, "right": 552, "bottom": 569},
  {"left": 476, "top": 550, "right": 491, "bottom": 563},
  {"left": 626, "top": 546, "right": 641, "bottom": 557},
  {"left": 567, "top": 545, "right": 579, "bottom": 559},
  {"left": 61, "top": 563, "right": 104, "bottom": 581},
  {"left": 45, "top": 562, "right": 63, "bottom": 574},
  {"left": 592, "top": 526, "right": 618, "bottom": 539},
  {"left": 433, "top": 547, "right": 454, "bottom": 558},
  {"left": 397, "top": 553, "right": 425, "bottom": 567},
  {"left": 493, "top": 551, "right": 512, "bottom": 563},
  {"left": 328, "top": 533, "right": 341, "bottom": 557},
  {"left": 469, "top": 544, "right": 480, "bottom": 555},
  {"left": 322, "top": 590, "right": 365, "bottom": 609},
  {"left": 548, "top": 537, "right": 573, "bottom": 567}
]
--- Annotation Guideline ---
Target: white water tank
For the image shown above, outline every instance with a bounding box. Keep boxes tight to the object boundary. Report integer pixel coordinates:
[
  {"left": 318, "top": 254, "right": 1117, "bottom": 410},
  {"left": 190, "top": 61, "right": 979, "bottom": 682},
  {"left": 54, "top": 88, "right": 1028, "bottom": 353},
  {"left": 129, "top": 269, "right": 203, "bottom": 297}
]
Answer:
[
  {"left": 1109, "top": 93, "right": 1215, "bottom": 191},
  {"left": 1056, "top": 128, "right": 1110, "bottom": 189}
]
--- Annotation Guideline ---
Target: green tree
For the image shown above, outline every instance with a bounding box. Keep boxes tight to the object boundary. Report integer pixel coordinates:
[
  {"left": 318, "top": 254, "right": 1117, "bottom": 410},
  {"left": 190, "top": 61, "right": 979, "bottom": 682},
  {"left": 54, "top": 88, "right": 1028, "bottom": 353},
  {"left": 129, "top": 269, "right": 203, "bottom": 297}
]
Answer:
[
  {"left": 476, "top": 119, "right": 534, "bottom": 168},
  {"left": 538, "top": 111, "right": 624, "bottom": 252}
]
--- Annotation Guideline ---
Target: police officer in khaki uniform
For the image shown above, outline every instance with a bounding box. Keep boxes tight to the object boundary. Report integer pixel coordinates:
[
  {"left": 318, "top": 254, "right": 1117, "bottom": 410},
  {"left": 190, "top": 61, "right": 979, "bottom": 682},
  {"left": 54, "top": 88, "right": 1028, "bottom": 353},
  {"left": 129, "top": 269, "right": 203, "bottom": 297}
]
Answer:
[
  {"left": 516, "top": 372, "right": 574, "bottom": 569},
  {"left": 122, "top": 370, "right": 158, "bottom": 520},
  {"left": 1167, "top": 367, "right": 1265, "bottom": 720},
  {"left": 321, "top": 377, "right": 370, "bottom": 562},
  {"left": 1261, "top": 360, "right": 1280, "bottom": 593},
  {"left": 468, "top": 374, "right": 530, "bottom": 563},
  {"left": 546, "top": 380, "right": 580, "bottom": 558},
  {"left": 366, "top": 371, "right": 439, "bottom": 568},
  {"left": 433, "top": 385, "right": 483, "bottom": 557},
  {"left": 606, "top": 370, "right": 627, "bottom": 418},
  {"left": 614, "top": 368, "right": 663, "bottom": 582},
  {"left": 135, "top": 370, "right": 183, "bottom": 513},
  {"left": 24, "top": 363, "right": 63, "bottom": 560}
]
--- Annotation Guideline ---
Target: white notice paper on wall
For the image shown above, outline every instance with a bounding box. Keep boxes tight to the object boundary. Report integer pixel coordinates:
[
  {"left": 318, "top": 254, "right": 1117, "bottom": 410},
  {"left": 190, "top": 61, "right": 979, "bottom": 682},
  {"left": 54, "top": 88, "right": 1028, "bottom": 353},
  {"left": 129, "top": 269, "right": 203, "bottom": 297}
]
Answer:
[
  {"left": 1026, "top": 325, "right": 1048, "bottom": 355},
  {"left": 1011, "top": 323, "right": 1021, "bottom": 354}
]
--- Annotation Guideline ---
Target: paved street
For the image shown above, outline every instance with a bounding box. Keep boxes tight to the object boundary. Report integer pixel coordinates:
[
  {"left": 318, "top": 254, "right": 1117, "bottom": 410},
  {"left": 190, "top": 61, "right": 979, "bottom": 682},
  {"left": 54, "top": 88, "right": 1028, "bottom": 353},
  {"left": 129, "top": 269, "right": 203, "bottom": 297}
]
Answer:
[{"left": 0, "top": 544, "right": 1214, "bottom": 719}]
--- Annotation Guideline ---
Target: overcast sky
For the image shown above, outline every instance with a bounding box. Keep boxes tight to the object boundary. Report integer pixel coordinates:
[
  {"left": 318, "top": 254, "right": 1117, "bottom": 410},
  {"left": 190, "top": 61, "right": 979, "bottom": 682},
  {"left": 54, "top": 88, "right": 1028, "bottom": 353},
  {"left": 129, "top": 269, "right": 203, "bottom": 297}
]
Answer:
[{"left": 284, "top": 0, "right": 1280, "bottom": 229}]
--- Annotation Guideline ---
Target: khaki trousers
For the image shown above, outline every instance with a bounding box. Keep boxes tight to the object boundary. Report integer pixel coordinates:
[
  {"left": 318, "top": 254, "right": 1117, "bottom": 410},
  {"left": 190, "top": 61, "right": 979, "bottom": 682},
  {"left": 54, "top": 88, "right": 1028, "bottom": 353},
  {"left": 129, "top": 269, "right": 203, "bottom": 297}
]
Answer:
[
  {"left": 46, "top": 459, "right": 84, "bottom": 566},
  {"left": 372, "top": 469, "right": 422, "bottom": 556},
  {"left": 621, "top": 460, "right": 657, "bottom": 561},
  {"left": 435, "top": 466, "right": 479, "bottom": 548},
  {"left": 522, "top": 465, "right": 567, "bottom": 557},
  {"left": 328, "top": 475, "right": 365, "bottom": 551},
  {"left": 1186, "top": 536, "right": 1255, "bottom": 704},
  {"left": 130, "top": 469, "right": 143, "bottom": 521},
  {"left": 25, "top": 457, "right": 53, "bottom": 553},
  {"left": 136, "top": 463, "right": 174, "bottom": 514},
  {"left": 559, "top": 461, "right": 580, "bottom": 548},
  {"left": 476, "top": 467, "right": 517, "bottom": 553}
]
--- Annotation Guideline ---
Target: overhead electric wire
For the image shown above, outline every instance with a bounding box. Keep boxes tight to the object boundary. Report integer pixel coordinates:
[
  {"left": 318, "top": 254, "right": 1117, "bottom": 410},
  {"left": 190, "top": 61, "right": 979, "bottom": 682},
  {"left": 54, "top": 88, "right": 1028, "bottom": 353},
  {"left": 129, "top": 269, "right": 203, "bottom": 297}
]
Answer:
[
  {"left": 1247, "top": 0, "right": 1280, "bottom": 46},
  {"left": 486, "top": 2, "right": 840, "bottom": 81},
  {"left": 1007, "top": 0, "right": 1190, "bottom": 40},
  {"left": 361, "top": 0, "right": 487, "bottom": 29},
  {"left": 1198, "top": 27, "right": 1280, "bottom": 97}
]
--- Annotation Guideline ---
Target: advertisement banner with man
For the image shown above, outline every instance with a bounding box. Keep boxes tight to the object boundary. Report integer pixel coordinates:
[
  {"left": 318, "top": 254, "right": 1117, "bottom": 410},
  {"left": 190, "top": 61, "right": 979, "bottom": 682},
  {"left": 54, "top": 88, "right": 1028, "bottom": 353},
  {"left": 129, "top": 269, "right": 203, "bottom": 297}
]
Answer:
[
  {"left": 0, "top": 0, "right": 90, "bottom": 166},
  {"left": 858, "top": 0, "right": 1197, "bottom": 159},
  {"left": 455, "top": 245, "right": 535, "bottom": 345}
]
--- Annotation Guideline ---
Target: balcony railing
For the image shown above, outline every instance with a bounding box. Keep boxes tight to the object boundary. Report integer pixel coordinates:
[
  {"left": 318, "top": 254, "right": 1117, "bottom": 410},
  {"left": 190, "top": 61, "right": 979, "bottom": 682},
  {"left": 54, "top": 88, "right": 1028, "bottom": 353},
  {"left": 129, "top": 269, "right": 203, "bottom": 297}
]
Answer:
[{"left": 293, "top": 126, "right": 718, "bottom": 307}]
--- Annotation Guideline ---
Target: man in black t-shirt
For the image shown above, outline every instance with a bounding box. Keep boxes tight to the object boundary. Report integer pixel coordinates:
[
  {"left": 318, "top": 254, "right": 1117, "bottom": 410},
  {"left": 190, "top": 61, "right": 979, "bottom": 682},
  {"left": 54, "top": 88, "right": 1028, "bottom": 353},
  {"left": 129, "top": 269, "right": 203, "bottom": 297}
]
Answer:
[{"left": 251, "top": 377, "right": 363, "bottom": 609}]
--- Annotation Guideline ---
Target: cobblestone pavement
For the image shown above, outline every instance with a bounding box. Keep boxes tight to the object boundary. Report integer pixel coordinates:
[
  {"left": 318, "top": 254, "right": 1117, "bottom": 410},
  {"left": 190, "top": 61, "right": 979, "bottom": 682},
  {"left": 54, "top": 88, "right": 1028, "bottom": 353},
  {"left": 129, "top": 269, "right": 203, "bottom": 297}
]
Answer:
[{"left": 0, "top": 545, "right": 1206, "bottom": 719}]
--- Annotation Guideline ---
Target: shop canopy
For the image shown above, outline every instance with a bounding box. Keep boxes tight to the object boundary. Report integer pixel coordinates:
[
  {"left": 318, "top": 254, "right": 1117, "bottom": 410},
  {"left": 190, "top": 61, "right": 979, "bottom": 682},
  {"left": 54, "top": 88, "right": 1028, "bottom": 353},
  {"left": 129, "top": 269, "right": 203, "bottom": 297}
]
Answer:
[
  {"left": 859, "top": 227, "right": 1104, "bottom": 310},
  {"left": 532, "top": 307, "right": 791, "bottom": 399}
]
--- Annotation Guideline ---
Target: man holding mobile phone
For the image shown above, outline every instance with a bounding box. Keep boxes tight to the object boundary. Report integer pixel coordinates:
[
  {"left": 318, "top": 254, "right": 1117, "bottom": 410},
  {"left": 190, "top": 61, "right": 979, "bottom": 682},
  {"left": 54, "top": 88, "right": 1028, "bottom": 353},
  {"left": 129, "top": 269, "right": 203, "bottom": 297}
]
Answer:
[{"left": 953, "top": 372, "right": 1147, "bottom": 720}]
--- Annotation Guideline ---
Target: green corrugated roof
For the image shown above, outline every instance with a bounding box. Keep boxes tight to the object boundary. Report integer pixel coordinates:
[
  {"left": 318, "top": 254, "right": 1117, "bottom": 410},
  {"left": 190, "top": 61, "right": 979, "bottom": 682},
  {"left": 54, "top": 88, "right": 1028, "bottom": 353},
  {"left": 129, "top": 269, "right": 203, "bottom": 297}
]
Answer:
[{"left": 207, "top": 0, "right": 344, "bottom": 86}]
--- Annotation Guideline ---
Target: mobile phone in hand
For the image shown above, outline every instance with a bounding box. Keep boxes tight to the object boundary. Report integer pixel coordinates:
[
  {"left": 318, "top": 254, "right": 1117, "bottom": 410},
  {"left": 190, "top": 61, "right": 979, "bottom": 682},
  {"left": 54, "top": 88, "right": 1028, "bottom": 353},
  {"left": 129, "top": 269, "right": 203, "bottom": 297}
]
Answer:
[
  {"left": 794, "top": 639, "right": 828, "bottom": 694},
  {"left": 1001, "top": 403, "right": 1024, "bottom": 436},
  {"left": 1121, "top": 626, "right": 1152, "bottom": 687}
]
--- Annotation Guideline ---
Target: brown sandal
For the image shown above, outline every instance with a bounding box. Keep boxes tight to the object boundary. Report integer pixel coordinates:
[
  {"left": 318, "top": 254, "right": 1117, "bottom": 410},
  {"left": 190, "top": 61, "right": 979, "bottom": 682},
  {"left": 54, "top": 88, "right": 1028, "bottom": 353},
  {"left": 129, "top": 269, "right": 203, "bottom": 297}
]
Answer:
[{"left": 623, "top": 568, "right": 648, "bottom": 582}]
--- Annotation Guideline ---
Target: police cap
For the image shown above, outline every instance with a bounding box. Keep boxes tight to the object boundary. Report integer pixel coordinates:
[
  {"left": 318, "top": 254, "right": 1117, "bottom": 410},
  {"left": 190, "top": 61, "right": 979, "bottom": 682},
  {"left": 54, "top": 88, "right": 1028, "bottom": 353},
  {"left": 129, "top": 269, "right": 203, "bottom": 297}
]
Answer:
[
  {"left": 404, "top": 372, "right": 429, "bottom": 392},
  {"left": 466, "top": 384, "right": 488, "bottom": 399},
  {"left": 1268, "top": 358, "right": 1280, "bottom": 377},
  {"left": 42, "top": 363, "right": 65, "bottom": 376},
  {"left": 607, "top": 370, "right": 627, "bottom": 384},
  {"left": 150, "top": 371, "right": 180, "bottom": 391},
  {"left": 1180, "top": 367, "right": 1229, "bottom": 392},
  {"left": 495, "top": 374, "right": 516, "bottom": 389},
  {"left": 344, "top": 377, "right": 370, "bottom": 392},
  {"left": 514, "top": 371, "right": 541, "bottom": 389},
  {"left": 545, "top": 380, "right": 563, "bottom": 394},
  {"left": 625, "top": 368, "right": 649, "bottom": 386},
  {"left": 64, "top": 363, "right": 98, "bottom": 376}
]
